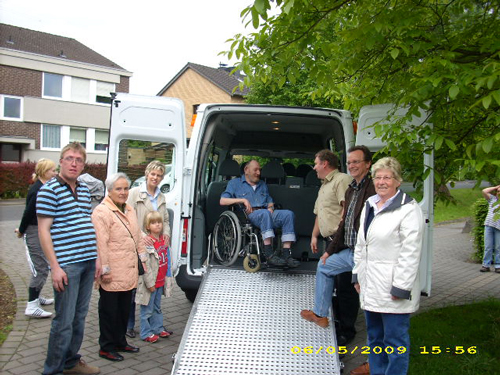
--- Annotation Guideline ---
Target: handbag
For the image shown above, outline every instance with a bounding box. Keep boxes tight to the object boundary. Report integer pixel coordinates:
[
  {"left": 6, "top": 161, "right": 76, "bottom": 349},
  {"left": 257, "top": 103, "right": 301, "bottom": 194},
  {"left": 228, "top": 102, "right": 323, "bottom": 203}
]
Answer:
[
  {"left": 114, "top": 212, "right": 144, "bottom": 275},
  {"left": 137, "top": 254, "right": 145, "bottom": 275}
]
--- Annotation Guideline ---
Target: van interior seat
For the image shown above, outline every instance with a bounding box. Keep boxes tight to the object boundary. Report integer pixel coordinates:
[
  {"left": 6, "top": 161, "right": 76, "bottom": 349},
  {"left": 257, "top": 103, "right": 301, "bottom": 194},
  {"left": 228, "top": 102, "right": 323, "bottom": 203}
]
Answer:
[
  {"left": 282, "top": 162, "right": 296, "bottom": 176},
  {"left": 285, "top": 177, "right": 303, "bottom": 189},
  {"left": 296, "top": 164, "right": 313, "bottom": 179},
  {"left": 305, "top": 170, "right": 321, "bottom": 187},
  {"left": 261, "top": 160, "right": 286, "bottom": 185},
  {"left": 205, "top": 159, "right": 240, "bottom": 233}
]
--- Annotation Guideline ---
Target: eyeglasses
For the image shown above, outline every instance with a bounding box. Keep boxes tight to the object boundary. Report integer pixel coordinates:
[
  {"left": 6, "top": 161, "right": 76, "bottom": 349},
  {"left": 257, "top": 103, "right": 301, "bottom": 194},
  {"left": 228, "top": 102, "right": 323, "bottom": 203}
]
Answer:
[
  {"left": 62, "top": 156, "right": 85, "bottom": 165},
  {"left": 374, "top": 176, "right": 394, "bottom": 182},
  {"left": 347, "top": 160, "right": 365, "bottom": 165}
]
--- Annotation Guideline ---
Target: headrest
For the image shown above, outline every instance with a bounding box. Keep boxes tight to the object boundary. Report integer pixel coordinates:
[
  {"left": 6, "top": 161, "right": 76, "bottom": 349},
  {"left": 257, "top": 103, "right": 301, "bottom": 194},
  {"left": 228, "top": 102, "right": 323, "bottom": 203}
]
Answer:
[
  {"left": 218, "top": 159, "right": 240, "bottom": 177},
  {"left": 305, "top": 170, "right": 321, "bottom": 187},
  {"left": 261, "top": 161, "right": 286, "bottom": 179},
  {"left": 282, "top": 163, "right": 296, "bottom": 176},
  {"left": 296, "top": 164, "right": 313, "bottom": 178}
]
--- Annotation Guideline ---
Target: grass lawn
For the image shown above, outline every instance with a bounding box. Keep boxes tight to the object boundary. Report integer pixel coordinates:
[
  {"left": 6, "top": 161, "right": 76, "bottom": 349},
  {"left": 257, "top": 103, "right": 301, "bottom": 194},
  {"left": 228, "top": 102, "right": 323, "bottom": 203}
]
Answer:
[
  {"left": 409, "top": 188, "right": 484, "bottom": 223},
  {"left": 409, "top": 298, "right": 500, "bottom": 375}
]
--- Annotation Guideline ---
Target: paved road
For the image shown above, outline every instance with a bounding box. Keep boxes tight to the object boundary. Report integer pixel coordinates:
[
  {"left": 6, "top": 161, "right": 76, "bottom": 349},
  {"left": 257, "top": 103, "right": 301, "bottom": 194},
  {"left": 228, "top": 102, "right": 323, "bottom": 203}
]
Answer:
[{"left": 1, "top": 200, "right": 499, "bottom": 375}]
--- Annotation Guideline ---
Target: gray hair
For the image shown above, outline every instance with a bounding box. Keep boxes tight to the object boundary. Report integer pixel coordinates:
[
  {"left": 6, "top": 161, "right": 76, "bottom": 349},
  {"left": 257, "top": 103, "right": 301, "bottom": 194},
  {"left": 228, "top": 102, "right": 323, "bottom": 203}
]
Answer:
[
  {"left": 105, "top": 172, "right": 131, "bottom": 191},
  {"left": 371, "top": 157, "right": 403, "bottom": 183}
]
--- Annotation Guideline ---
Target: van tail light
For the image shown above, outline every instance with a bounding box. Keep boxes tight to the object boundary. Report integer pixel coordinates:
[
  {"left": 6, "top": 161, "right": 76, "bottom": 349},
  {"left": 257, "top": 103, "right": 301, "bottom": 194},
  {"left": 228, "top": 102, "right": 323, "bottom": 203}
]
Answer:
[
  {"left": 353, "top": 121, "right": 358, "bottom": 135},
  {"left": 190, "top": 114, "right": 197, "bottom": 127},
  {"left": 181, "top": 218, "right": 189, "bottom": 256}
]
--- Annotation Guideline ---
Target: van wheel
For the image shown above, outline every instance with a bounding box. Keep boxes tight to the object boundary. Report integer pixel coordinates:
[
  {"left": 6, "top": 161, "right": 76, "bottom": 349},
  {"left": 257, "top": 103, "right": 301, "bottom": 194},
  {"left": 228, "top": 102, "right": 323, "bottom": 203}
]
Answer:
[
  {"left": 184, "top": 289, "right": 197, "bottom": 303},
  {"left": 243, "top": 254, "right": 261, "bottom": 273}
]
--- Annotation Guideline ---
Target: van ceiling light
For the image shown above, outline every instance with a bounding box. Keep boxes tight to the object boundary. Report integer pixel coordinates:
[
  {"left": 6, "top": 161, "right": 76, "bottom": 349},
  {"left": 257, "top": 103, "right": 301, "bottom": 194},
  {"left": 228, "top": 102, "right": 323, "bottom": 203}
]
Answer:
[
  {"left": 271, "top": 121, "right": 280, "bottom": 124},
  {"left": 273, "top": 127, "right": 280, "bottom": 131}
]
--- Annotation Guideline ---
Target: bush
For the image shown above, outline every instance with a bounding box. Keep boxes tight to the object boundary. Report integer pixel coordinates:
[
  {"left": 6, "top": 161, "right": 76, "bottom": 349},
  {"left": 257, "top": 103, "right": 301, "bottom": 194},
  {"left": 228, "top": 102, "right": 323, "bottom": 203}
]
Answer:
[
  {"left": 471, "top": 197, "right": 488, "bottom": 262},
  {"left": 83, "top": 163, "right": 107, "bottom": 183},
  {"left": 0, "top": 162, "right": 36, "bottom": 198},
  {"left": 0, "top": 162, "right": 108, "bottom": 199}
]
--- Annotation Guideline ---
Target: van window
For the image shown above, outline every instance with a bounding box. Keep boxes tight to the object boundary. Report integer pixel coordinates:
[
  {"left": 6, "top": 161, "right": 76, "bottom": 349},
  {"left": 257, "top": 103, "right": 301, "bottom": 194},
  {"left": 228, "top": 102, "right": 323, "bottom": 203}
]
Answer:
[{"left": 118, "top": 139, "right": 176, "bottom": 193}]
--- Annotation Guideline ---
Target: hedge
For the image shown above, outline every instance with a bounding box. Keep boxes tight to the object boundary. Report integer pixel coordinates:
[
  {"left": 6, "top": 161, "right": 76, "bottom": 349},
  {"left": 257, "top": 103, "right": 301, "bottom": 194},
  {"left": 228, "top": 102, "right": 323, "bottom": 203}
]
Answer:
[
  {"left": 471, "top": 198, "right": 489, "bottom": 262},
  {"left": 0, "top": 162, "right": 151, "bottom": 199},
  {"left": 0, "top": 162, "right": 37, "bottom": 198}
]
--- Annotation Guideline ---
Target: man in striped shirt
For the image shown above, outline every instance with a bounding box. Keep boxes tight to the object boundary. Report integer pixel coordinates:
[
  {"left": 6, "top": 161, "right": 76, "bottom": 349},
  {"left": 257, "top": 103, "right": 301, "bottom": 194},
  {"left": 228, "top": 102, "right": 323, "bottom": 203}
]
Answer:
[{"left": 37, "top": 142, "right": 100, "bottom": 375}]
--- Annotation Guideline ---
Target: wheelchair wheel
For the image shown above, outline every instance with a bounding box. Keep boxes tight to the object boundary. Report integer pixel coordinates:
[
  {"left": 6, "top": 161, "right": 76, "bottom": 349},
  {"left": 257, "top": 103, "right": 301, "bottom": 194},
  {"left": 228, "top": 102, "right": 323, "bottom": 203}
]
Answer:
[
  {"left": 243, "top": 254, "right": 261, "bottom": 273},
  {"left": 213, "top": 211, "right": 241, "bottom": 266}
]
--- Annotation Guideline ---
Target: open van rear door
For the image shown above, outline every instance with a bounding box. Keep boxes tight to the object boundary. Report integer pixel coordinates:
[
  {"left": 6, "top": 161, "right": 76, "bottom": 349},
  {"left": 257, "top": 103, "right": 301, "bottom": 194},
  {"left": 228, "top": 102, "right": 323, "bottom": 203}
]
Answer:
[
  {"left": 107, "top": 93, "right": 186, "bottom": 275},
  {"left": 357, "top": 104, "right": 434, "bottom": 296}
]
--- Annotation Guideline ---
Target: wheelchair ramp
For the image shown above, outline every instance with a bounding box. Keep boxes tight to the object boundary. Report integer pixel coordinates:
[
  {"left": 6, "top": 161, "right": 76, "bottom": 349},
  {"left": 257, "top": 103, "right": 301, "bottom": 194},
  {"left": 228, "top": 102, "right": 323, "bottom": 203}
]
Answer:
[{"left": 172, "top": 267, "right": 341, "bottom": 375}]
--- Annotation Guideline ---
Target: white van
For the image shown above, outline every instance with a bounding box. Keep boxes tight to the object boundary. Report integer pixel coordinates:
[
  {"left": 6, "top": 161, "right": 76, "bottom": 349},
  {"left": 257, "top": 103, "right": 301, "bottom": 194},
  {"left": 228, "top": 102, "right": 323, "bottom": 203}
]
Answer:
[{"left": 107, "top": 93, "right": 433, "bottom": 302}]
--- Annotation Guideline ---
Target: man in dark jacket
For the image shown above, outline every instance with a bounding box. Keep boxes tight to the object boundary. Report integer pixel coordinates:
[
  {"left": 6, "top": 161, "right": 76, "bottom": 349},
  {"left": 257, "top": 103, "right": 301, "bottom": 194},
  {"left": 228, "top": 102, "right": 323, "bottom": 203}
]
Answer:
[{"left": 301, "top": 146, "right": 375, "bottom": 338}]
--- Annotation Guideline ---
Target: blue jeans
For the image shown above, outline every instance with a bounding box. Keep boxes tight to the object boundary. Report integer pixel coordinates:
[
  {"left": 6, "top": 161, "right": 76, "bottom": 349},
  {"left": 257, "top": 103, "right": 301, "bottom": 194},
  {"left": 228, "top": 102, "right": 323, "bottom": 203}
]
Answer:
[
  {"left": 483, "top": 225, "right": 500, "bottom": 268},
  {"left": 140, "top": 286, "right": 164, "bottom": 340},
  {"left": 313, "top": 248, "right": 354, "bottom": 317},
  {"left": 43, "top": 260, "right": 95, "bottom": 375},
  {"left": 365, "top": 311, "right": 410, "bottom": 375},
  {"left": 248, "top": 209, "right": 296, "bottom": 243}
]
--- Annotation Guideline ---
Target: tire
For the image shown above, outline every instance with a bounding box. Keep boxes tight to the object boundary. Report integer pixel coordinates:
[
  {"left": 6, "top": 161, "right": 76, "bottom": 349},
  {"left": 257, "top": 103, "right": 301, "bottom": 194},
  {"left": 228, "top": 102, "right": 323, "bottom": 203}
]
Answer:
[
  {"left": 184, "top": 289, "right": 198, "bottom": 303},
  {"left": 212, "top": 211, "right": 241, "bottom": 266},
  {"left": 243, "top": 254, "right": 261, "bottom": 273}
]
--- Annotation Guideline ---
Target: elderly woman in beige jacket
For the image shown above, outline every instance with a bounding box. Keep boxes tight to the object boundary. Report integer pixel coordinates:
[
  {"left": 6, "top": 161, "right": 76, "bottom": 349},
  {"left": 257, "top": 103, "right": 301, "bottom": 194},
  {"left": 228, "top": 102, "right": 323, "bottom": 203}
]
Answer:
[
  {"left": 125, "top": 160, "right": 172, "bottom": 338},
  {"left": 92, "top": 172, "right": 147, "bottom": 362}
]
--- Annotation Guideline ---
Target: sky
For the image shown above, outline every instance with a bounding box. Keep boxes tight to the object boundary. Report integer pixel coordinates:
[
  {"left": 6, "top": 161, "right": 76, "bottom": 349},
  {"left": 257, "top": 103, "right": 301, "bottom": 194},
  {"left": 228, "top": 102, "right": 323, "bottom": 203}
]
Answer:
[{"left": 0, "top": 0, "right": 254, "bottom": 95}]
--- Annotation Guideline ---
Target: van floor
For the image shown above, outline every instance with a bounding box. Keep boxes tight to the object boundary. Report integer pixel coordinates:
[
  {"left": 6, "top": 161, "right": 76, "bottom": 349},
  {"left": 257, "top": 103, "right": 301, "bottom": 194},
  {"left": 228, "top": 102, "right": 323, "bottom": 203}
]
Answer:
[{"left": 209, "top": 254, "right": 319, "bottom": 273}]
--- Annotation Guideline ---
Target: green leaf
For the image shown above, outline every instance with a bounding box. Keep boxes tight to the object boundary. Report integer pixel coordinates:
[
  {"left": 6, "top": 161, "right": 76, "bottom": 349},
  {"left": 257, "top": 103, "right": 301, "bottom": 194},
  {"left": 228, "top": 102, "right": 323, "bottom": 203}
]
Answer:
[
  {"left": 487, "top": 75, "right": 497, "bottom": 90},
  {"left": 445, "top": 139, "right": 456, "bottom": 151},
  {"left": 283, "top": 0, "right": 294, "bottom": 14},
  {"left": 254, "top": 0, "right": 266, "bottom": 15},
  {"left": 434, "top": 135, "right": 444, "bottom": 150},
  {"left": 449, "top": 85, "right": 459, "bottom": 100},
  {"left": 251, "top": 8, "right": 260, "bottom": 29},
  {"left": 482, "top": 95, "right": 492, "bottom": 109},
  {"left": 390, "top": 48, "right": 399, "bottom": 59},
  {"left": 493, "top": 90, "right": 500, "bottom": 106},
  {"left": 482, "top": 137, "right": 494, "bottom": 154}
]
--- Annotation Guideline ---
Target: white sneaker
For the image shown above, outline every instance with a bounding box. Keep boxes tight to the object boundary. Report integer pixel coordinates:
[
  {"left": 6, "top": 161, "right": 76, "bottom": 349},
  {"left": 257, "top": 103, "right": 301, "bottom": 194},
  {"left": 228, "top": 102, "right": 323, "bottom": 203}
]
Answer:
[
  {"left": 25, "top": 299, "right": 52, "bottom": 318},
  {"left": 38, "top": 296, "right": 54, "bottom": 305}
]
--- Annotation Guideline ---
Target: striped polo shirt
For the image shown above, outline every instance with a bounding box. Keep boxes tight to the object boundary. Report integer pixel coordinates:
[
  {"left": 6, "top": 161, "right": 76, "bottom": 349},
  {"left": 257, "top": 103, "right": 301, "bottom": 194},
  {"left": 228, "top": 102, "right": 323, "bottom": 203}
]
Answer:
[{"left": 36, "top": 175, "right": 97, "bottom": 266}]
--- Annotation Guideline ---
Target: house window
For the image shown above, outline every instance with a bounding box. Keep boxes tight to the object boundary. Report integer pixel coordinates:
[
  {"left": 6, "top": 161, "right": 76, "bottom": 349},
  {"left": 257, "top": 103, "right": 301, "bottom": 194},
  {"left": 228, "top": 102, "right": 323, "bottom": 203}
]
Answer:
[
  {"left": 41, "top": 125, "right": 61, "bottom": 149},
  {"left": 43, "top": 73, "right": 64, "bottom": 98},
  {"left": 1, "top": 95, "right": 22, "bottom": 120},
  {"left": 0, "top": 143, "right": 22, "bottom": 162},
  {"left": 96, "top": 81, "right": 114, "bottom": 104},
  {"left": 95, "top": 130, "right": 109, "bottom": 151},
  {"left": 70, "top": 127, "right": 86, "bottom": 148},
  {"left": 71, "top": 77, "right": 91, "bottom": 103}
]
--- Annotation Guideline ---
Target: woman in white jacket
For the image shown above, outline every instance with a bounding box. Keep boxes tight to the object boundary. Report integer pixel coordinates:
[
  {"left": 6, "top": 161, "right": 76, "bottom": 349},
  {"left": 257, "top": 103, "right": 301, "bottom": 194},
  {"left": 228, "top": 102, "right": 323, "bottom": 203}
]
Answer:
[{"left": 352, "top": 157, "right": 424, "bottom": 375}]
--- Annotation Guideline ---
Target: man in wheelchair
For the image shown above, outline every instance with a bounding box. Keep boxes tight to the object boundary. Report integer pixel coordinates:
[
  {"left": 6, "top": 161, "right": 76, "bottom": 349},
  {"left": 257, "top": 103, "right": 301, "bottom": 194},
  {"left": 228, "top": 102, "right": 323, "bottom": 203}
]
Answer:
[{"left": 220, "top": 160, "right": 300, "bottom": 268}]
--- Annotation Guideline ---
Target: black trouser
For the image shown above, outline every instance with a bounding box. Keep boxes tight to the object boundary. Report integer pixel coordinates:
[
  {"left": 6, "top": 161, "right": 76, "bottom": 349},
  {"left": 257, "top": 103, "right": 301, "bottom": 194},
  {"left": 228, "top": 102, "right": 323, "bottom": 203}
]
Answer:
[
  {"left": 323, "top": 238, "right": 359, "bottom": 340},
  {"left": 332, "top": 271, "right": 359, "bottom": 340},
  {"left": 98, "top": 288, "right": 132, "bottom": 352}
]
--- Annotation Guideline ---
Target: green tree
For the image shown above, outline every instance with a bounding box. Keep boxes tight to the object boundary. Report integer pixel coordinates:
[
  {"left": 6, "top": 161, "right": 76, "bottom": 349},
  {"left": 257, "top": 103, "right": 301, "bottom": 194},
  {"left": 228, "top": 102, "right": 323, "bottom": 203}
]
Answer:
[
  {"left": 245, "top": 68, "right": 343, "bottom": 108},
  {"left": 226, "top": 0, "right": 500, "bottom": 196}
]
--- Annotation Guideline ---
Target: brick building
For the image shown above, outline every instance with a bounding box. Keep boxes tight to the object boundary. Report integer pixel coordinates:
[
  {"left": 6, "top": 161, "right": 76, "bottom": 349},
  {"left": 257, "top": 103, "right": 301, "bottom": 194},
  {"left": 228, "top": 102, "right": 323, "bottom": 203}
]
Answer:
[
  {"left": 0, "top": 23, "right": 132, "bottom": 163},
  {"left": 157, "top": 62, "right": 248, "bottom": 138}
]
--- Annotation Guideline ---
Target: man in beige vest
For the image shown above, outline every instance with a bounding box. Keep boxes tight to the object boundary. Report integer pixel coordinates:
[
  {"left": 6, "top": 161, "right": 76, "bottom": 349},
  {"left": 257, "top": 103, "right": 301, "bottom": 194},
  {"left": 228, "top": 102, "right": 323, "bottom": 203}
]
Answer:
[{"left": 310, "top": 149, "right": 351, "bottom": 253}]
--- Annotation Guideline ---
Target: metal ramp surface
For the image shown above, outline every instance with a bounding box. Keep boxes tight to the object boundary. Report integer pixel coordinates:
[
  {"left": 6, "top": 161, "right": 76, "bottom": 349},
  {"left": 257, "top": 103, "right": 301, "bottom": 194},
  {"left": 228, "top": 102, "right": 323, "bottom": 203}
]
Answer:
[{"left": 172, "top": 267, "right": 341, "bottom": 375}]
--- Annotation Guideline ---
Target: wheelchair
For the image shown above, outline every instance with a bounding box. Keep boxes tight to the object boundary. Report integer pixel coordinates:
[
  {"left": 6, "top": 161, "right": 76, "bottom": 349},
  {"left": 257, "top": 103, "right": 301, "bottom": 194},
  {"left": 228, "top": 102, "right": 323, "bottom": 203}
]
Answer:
[{"left": 212, "top": 206, "right": 264, "bottom": 273}]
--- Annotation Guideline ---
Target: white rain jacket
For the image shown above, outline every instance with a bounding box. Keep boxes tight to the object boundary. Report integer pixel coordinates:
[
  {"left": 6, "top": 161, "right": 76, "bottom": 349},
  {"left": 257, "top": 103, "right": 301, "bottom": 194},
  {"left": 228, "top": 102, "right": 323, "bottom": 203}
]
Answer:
[{"left": 352, "top": 192, "right": 424, "bottom": 314}]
